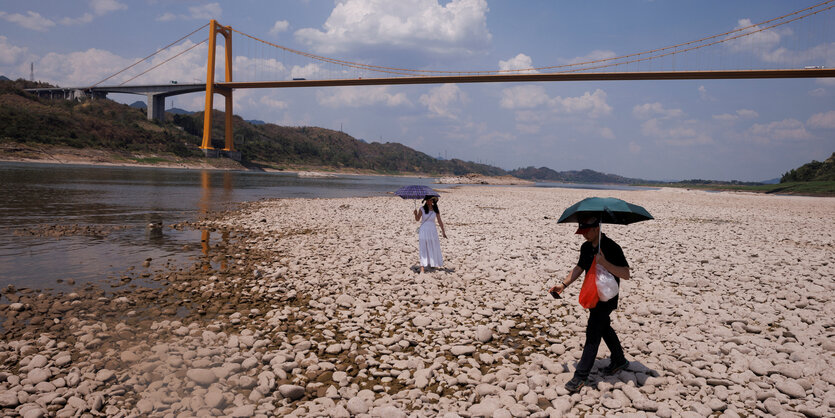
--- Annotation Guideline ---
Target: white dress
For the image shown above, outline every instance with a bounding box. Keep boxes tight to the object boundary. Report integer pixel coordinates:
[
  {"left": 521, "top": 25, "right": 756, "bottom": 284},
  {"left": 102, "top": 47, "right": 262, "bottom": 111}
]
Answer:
[{"left": 418, "top": 209, "right": 443, "bottom": 268}]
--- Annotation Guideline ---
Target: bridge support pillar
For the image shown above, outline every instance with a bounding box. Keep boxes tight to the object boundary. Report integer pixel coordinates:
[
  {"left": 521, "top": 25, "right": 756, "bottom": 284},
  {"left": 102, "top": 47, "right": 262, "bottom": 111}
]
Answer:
[{"left": 147, "top": 94, "right": 165, "bottom": 121}]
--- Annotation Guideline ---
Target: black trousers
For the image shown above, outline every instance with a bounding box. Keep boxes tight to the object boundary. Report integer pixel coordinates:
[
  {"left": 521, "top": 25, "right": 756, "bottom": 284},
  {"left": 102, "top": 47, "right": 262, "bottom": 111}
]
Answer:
[{"left": 574, "top": 298, "right": 626, "bottom": 379}]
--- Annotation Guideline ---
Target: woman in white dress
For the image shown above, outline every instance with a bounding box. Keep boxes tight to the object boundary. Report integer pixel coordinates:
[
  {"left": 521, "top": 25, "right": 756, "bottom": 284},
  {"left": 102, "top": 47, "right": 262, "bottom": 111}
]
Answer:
[{"left": 413, "top": 195, "right": 447, "bottom": 273}]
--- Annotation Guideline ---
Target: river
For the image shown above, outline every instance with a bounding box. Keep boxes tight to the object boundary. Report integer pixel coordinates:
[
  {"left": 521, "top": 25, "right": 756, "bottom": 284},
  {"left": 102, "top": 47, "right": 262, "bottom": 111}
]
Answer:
[
  {"left": 0, "top": 161, "right": 655, "bottom": 294},
  {"left": 0, "top": 162, "right": 445, "bottom": 292}
]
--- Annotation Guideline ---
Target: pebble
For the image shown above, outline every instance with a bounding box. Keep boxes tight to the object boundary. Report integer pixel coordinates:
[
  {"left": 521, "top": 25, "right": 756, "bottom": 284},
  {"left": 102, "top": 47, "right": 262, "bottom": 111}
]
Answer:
[
  {"left": 186, "top": 369, "right": 218, "bottom": 386},
  {"left": 1, "top": 187, "right": 832, "bottom": 418}
]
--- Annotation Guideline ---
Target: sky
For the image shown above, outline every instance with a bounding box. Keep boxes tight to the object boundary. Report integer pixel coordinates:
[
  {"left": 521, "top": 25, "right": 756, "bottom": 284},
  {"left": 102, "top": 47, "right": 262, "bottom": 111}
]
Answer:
[{"left": 1, "top": 0, "right": 834, "bottom": 182}]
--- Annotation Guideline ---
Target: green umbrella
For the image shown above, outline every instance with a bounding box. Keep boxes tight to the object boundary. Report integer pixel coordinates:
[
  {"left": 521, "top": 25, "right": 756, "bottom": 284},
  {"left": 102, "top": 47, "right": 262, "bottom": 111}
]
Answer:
[{"left": 557, "top": 197, "right": 653, "bottom": 225}]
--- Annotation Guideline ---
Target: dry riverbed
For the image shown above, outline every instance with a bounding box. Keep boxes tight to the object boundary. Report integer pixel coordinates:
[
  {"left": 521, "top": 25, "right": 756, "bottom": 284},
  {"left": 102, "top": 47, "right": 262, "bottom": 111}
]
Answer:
[{"left": 1, "top": 186, "right": 833, "bottom": 417}]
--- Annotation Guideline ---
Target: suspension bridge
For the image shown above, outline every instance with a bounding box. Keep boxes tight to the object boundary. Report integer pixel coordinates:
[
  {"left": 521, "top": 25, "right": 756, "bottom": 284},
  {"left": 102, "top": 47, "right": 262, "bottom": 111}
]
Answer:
[{"left": 26, "top": 1, "right": 835, "bottom": 158}]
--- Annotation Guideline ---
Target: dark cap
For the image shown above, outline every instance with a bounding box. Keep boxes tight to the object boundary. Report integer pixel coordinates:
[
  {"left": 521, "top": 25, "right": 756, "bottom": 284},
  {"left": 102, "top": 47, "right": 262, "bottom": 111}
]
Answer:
[{"left": 575, "top": 219, "right": 600, "bottom": 234}]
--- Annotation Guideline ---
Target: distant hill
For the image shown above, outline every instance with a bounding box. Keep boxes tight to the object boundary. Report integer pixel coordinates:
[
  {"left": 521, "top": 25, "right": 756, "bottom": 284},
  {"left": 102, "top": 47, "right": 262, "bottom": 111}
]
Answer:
[
  {"left": 0, "top": 75, "right": 10, "bottom": 81},
  {"left": 509, "top": 166, "right": 642, "bottom": 184},
  {"left": 0, "top": 80, "right": 506, "bottom": 176},
  {"left": 129, "top": 101, "right": 193, "bottom": 115},
  {"left": 781, "top": 153, "right": 835, "bottom": 182}
]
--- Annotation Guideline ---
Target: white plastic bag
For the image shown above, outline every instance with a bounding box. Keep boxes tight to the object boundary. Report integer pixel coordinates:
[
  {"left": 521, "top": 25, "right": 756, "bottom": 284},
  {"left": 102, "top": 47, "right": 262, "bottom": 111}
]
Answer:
[{"left": 596, "top": 264, "right": 619, "bottom": 302}]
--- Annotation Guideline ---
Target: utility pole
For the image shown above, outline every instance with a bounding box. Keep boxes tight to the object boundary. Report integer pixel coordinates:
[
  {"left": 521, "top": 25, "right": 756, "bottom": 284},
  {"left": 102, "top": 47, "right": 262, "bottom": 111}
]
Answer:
[{"left": 30, "top": 63, "right": 33, "bottom": 82}]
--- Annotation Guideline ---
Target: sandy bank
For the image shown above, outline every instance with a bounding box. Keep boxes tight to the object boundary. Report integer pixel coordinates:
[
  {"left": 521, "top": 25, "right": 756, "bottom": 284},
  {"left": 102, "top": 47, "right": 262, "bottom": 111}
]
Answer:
[
  {"left": 436, "top": 173, "right": 534, "bottom": 185},
  {"left": 1, "top": 186, "right": 833, "bottom": 416}
]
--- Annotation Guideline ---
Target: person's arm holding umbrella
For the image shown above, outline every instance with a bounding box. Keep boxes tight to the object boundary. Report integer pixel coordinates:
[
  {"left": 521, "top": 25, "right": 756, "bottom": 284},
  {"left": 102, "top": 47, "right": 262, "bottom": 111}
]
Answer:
[{"left": 414, "top": 206, "right": 422, "bottom": 222}]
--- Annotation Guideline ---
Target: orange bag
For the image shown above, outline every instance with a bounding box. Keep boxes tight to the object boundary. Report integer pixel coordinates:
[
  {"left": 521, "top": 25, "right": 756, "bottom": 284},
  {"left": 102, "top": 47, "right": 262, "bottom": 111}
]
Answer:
[{"left": 578, "top": 255, "right": 600, "bottom": 309}]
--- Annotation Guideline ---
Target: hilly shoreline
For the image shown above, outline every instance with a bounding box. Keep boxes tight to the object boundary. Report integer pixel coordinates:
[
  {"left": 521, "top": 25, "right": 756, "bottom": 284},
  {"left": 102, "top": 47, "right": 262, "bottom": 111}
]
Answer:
[{"left": 1, "top": 78, "right": 832, "bottom": 195}]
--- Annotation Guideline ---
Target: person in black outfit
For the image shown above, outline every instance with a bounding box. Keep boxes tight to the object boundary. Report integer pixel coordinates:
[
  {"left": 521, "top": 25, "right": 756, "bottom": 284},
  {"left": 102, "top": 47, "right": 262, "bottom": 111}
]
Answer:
[{"left": 549, "top": 215, "right": 631, "bottom": 393}]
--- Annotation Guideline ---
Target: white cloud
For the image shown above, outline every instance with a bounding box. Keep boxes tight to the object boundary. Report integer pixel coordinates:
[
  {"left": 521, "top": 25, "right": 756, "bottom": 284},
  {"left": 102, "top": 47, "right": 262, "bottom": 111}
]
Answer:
[
  {"left": 553, "top": 89, "right": 611, "bottom": 117},
  {"left": 809, "top": 88, "right": 827, "bottom": 97},
  {"left": 0, "top": 36, "right": 27, "bottom": 65},
  {"left": 294, "top": 0, "right": 491, "bottom": 56},
  {"left": 156, "top": 2, "right": 222, "bottom": 21},
  {"left": 501, "top": 87, "right": 611, "bottom": 117},
  {"left": 269, "top": 20, "right": 290, "bottom": 35},
  {"left": 713, "top": 108, "right": 759, "bottom": 122},
  {"left": 736, "top": 109, "right": 759, "bottom": 119},
  {"left": 726, "top": 18, "right": 784, "bottom": 55},
  {"left": 632, "top": 102, "right": 682, "bottom": 120},
  {"left": 61, "top": 13, "right": 94, "bottom": 26},
  {"left": 725, "top": 18, "right": 835, "bottom": 67},
  {"left": 419, "top": 83, "right": 467, "bottom": 119},
  {"left": 747, "top": 119, "right": 812, "bottom": 143},
  {"left": 189, "top": 3, "right": 222, "bottom": 20},
  {"left": 808, "top": 111, "right": 835, "bottom": 129},
  {"left": 32, "top": 40, "right": 209, "bottom": 87},
  {"left": 258, "top": 95, "right": 288, "bottom": 110},
  {"left": 90, "top": 0, "right": 127, "bottom": 16},
  {"left": 628, "top": 141, "right": 641, "bottom": 154},
  {"left": 290, "top": 63, "right": 324, "bottom": 80},
  {"left": 640, "top": 118, "right": 712, "bottom": 146},
  {"left": 319, "top": 86, "right": 410, "bottom": 108},
  {"left": 0, "top": 11, "right": 55, "bottom": 31},
  {"left": 698, "top": 85, "right": 716, "bottom": 101},
  {"left": 234, "top": 56, "right": 287, "bottom": 82},
  {"left": 564, "top": 49, "right": 616, "bottom": 66},
  {"left": 499, "top": 53, "right": 537, "bottom": 73},
  {"left": 499, "top": 85, "right": 550, "bottom": 109},
  {"left": 157, "top": 12, "right": 177, "bottom": 22},
  {"left": 38, "top": 48, "right": 135, "bottom": 86}
]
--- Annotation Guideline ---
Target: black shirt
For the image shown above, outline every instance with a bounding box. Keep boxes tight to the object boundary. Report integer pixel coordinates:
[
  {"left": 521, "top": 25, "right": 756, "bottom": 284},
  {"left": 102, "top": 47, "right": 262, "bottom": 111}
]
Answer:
[
  {"left": 577, "top": 233, "right": 629, "bottom": 275},
  {"left": 577, "top": 233, "right": 629, "bottom": 308}
]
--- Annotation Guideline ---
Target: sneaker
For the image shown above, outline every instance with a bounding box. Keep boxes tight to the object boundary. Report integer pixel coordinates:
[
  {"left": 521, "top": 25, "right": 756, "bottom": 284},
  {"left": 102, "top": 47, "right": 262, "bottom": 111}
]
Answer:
[
  {"left": 601, "top": 359, "right": 629, "bottom": 376},
  {"left": 564, "top": 376, "right": 586, "bottom": 393}
]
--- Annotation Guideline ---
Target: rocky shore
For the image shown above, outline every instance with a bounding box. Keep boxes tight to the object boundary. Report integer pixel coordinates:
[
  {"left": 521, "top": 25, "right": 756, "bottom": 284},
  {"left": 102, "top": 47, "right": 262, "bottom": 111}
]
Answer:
[
  {"left": 1, "top": 186, "right": 833, "bottom": 417},
  {"left": 435, "top": 174, "right": 533, "bottom": 185}
]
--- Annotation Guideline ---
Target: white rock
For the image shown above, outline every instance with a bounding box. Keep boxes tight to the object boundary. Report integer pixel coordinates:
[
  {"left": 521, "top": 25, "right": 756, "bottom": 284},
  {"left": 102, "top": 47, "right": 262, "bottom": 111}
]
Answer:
[
  {"left": 95, "top": 369, "right": 115, "bottom": 382},
  {"left": 186, "top": 369, "right": 217, "bottom": 386},
  {"left": 29, "top": 355, "right": 48, "bottom": 369},
  {"left": 0, "top": 391, "right": 19, "bottom": 407},
  {"left": 335, "top": 294, "right": 355, "bottom": 308},
  {"left": 136, "top": 399, "right": 153, "bottom": 414},
  {"left": 475, "top": 325, "right": 492, "bottom": 343},
  {"left": 204, "top": 390, "right": 225, "bottom": 409},
  {"left": 347, "top": 397, "right": 369, "bottom": 414},
  {"left": 775, "top": 380, "right": 805, "bottom": 398},
  {"left": 451, "top": 345, "right": 476, "bottom": 356},
  {"left": 230, "top": 405, "right": 255, "bottom": 417},
  {"left": 27, "top": 368, "right": 50, "bottom": 384},
  {"left": 413, "top": 316, "right": 432, "bottom": 327}
]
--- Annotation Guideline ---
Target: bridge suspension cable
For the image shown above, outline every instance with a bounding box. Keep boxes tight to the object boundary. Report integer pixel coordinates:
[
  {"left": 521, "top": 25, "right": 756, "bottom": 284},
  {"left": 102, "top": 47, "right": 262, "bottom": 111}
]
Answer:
[
  {"left": 231, "top": 0, "right": 834, "bottom": 77},
  {"left": 89, "top": 23, "right": 209, "bottom": 88},
  {"left": 118, "top": 39, "right": 208, "bottom": 86}
]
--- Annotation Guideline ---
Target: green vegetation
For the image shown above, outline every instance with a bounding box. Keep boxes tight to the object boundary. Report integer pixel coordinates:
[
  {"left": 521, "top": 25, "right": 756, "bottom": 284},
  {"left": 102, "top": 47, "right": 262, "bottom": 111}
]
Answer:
[
  {"left": 0, "top": 79, "right": 504, "bottom": 176},
  {"left": 781, "top": 152, "right": 835, "bottom": 182},
  {"left": 2, "top": 79, "right": 833, "bottom": 196},
  {"left": 0, "top": 80, "right": 203, "bottom": 158}
]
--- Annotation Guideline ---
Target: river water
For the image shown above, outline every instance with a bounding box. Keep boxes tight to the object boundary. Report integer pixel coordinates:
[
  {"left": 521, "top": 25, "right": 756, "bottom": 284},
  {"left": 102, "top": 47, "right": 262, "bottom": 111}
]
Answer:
[
  {"left": 0, "top": 162, "right": 446, "bottom": 292},
  {"left": 0, "top": 162, "right": 654, "bottom": 294}
]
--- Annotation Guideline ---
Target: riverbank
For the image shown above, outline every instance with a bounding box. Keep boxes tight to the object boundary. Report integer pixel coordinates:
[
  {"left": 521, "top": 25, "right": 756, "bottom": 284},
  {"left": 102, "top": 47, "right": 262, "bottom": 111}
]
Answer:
[
  {"left": 1, "top": 186, "right": 833, "bottom": 416},
  {"left": 0, "top": 143, "right": 508, "bottom": 183}
]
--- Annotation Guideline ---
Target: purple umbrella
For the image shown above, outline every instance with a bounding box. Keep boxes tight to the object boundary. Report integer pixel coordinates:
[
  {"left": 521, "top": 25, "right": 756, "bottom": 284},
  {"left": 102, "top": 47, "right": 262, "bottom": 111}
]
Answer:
[{"left": 394, "top": 185, "right": 439, "bottom": 200}]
